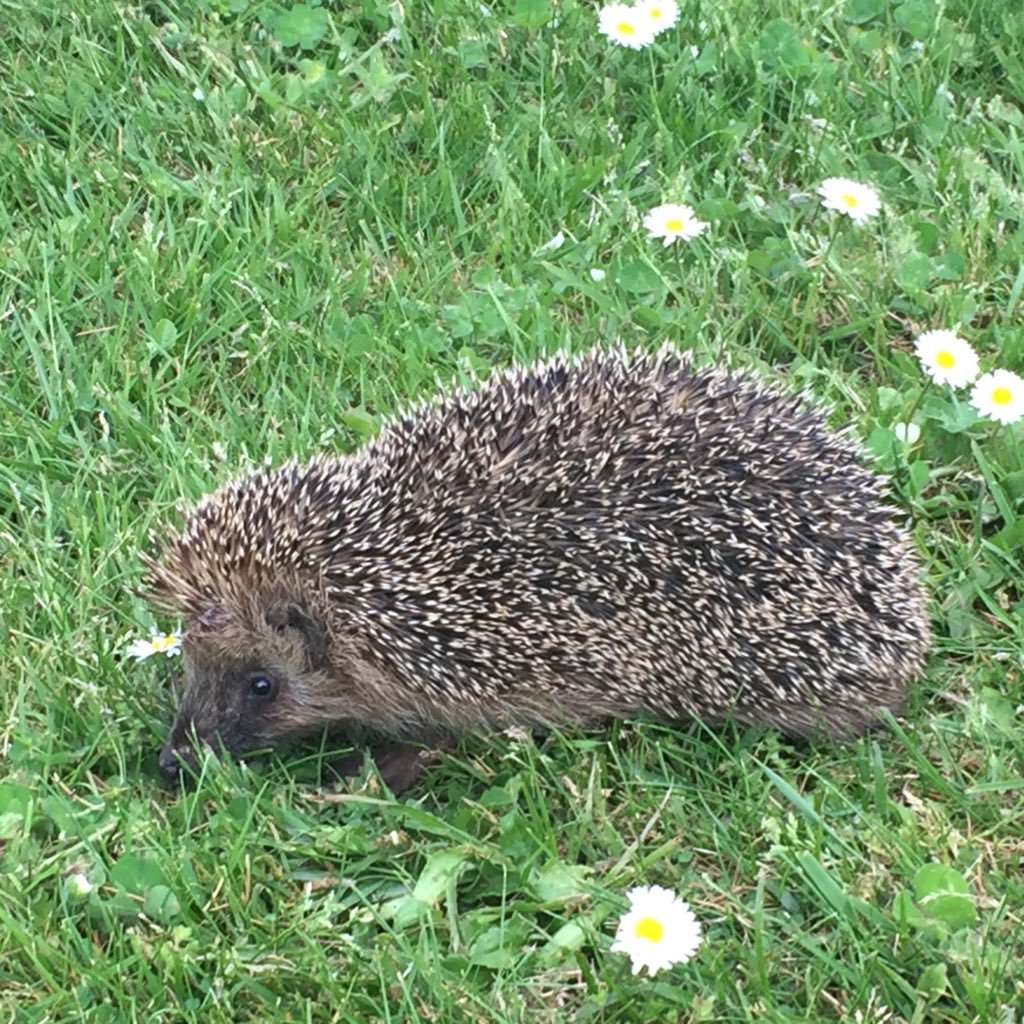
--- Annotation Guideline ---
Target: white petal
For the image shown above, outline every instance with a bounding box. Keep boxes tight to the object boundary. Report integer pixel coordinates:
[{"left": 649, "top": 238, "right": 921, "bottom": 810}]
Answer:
[
  {"left": 537, "top": 230, "right": 565, "bottom": 254},
  {"left": 892, "top": 422, "right": 921, "bottom": 445}
]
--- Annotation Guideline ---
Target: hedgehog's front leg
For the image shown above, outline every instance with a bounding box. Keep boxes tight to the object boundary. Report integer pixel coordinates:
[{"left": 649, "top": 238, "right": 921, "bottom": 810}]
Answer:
[{"left": 326, "top": 732, "right": 452, "bottom": 793}]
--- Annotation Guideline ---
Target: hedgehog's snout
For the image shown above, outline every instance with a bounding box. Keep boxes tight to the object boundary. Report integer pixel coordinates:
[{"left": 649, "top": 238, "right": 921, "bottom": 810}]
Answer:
[
  {"left": 157, "top": 743, "right": 183, "bottom": 782},
  {"left": 157, "top": 737, "right": 201, "bottom": 784},
  {"left": 158, "top": 709, "right": 209, "bottom": 785}
]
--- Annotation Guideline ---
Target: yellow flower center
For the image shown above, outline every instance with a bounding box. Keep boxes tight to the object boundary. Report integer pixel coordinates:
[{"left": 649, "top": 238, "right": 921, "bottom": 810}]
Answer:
[
  {"left": 992, "top": 386, "right": 1012, "bottom": 406},
  {"left": 649, "top": 6, "right": 663, "bottom": 17},
  {"left": 151, "top": 634, "right": 177, "bottom": 652},
  {"left": 840, "top": 193, "right": 859, "bottom": 208},
  {"left": 936, "top": 351, "right": 955, "bottom": 369},
  {"left": 634, "top": 916, "right": 665, "bottom": 943},
  {"left": 618, "top": 21, "right": 635, "bottom": 34},
  {"left": 665, "top": 217, "right": 684, "bottom": 232}
]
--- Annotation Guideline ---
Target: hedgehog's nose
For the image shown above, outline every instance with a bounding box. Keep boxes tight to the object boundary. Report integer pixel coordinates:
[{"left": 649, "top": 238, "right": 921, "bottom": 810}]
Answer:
[{"left": 158, "top": 743, "right": 187, "bottom": 784}]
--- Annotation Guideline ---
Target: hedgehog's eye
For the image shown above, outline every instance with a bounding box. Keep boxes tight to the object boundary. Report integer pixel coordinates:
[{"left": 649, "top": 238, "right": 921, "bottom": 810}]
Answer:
[{"left": 247, "top": 675, "right": 278, "bottom": 700}]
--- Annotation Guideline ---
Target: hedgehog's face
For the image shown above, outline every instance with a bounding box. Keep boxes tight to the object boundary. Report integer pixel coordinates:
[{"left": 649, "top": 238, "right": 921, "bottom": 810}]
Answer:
[{"left": 157, "top": 598, "right": 339, "bottom": 783}]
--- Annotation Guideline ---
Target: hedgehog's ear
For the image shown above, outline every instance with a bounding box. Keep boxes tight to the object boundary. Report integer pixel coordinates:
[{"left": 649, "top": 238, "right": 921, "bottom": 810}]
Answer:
[{"left": 266, "top": 603, "right": 328, "bottom": 666}]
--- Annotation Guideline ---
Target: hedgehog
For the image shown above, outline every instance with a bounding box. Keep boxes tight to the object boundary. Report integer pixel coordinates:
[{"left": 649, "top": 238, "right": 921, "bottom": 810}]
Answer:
[{"left": 147, "top": 345, "right": 931, "bottom": 792}]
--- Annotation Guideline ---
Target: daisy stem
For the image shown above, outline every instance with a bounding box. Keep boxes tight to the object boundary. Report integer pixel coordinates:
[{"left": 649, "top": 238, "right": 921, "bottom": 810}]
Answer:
[
  {"left": 903, "top": 383, "right": 928, "bottom": 427},
  {"left": 892, "top": 385, "right": 929, "bottom": 511},
  {"left": 820, "top": 219, "right": 840, "bottom": 268},
  {"left": 890, "top": 438, "right": 912, "bottom": 514},
  {"left": 1003, "top": 419, "right": 1023, "bottom": 470},
  {"left": 877, "top": 210, "right": 891, "bottom": 274},
  {"left": 647, "top": 46, "right": 668, "bottom": 138}
]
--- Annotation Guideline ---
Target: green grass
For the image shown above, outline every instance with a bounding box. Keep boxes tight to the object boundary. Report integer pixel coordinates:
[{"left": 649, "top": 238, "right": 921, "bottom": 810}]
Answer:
[{"left": 2, "top": 0, "right": 1023, "bottom": 1020}]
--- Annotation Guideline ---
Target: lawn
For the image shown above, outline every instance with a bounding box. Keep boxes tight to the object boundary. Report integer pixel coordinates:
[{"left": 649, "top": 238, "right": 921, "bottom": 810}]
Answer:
[{"left": 1, "top": 0, "right": 1023, "bottom": 1021}]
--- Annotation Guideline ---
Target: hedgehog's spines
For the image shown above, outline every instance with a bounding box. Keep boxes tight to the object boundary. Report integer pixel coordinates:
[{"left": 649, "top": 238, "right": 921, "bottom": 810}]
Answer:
[{"left": 151, "top": 345, "right": 930, "bottom": 743}]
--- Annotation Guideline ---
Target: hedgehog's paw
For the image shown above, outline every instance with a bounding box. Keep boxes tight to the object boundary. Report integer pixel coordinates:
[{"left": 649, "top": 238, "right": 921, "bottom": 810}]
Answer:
[
  {"left": 326, "top": 734, "right": 451, "bottom": 794},
  {"left": 323, "top": 749, "right": 368, "bottom": 783},
  {"left": 372, "top": 741, "right": 436, "bottom": 794}
]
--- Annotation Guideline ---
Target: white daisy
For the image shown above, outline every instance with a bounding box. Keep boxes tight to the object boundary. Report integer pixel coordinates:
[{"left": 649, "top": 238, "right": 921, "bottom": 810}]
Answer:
[
  {"left": 610, "top": 884, "right": 702, "bottom": 976},
  {"left": 816, "top": 177, "right": 881, "bottom": 224},
  {"left": 598, "top": 3, "right": 657, "bottom": 48},
  {"left": 914, "top": 329, "right": 980, "bottom": 388},
  {"left": 643, "top": 202, "right": 707, "bottom": 246},
  {"left": 126, "top": 629, "right": 183, "bottom": 661},
  {"left": 636, "top": 0, "right": 680, "bottom": 35},
  {"left": 970, "top": 369, "right": 1024, "bottom": 425}
]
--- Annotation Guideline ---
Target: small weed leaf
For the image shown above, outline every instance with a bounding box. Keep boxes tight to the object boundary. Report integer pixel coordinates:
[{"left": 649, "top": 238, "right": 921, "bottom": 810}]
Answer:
[
  {"left": 511, "top": 0, "right": 552, "bottom": 31},
  {"left": 756, "top": 19, "right": 816, "bottom": 76},
  {"left": 911, "top": 863, "right": 978, "bottom": 932},
  {"left": 912, "top": 220, "right": 941, "bottom": 253},
  {"left": 531, "top": 860, "right": 592, "bottom": 903},
  {"left": 932, "top": 252, "right": 965, "bottom": 281},
  {"left": 0, "top": 783, "right": 33, "bottom": 839},
  {"left": 109, "top": 854, "right": 181, "bottom": 923},
  {"left": 845, "top": 0, "right": 889, "bottom": 25},
  {"left": 892, "top": 889, "right": 927, "bottom": 928},
  {"left": 143, "top": 884, "right": 183, "bottom": 922},
  {"left": 921, "top": 393, "right": 979, "bottom": 434},
  {"left": 413, "top": 849, "right": 471, "bottom": 904},
  {"left": 692, "top": 41, "right": 719, "bottom": 75},
  {"left": 340, "top": 406, "right": 379, "bottom": 439},
  {"left": 468, "top": 922, "right": 528, "bottom": 968},
  {"left": 615, "top": 260, "right": 664, "bottom": 296},
  {"left": 917, "top": 962, "right": 950, "bottom": 1000},
  {"left": 893, "top": 0, "right": 937, "bottom": 40},
  {"left": 894, "top": 252, "right": 933, "bottom": 292},
  {"left": 149, "top": 318, "right": 178, "bottom": 352},
  {"left": 539, "top": 920, "right": 587, "bottom": 963},
  {"left": 270, "top": 4, "right": 329, "bottom": 49}
]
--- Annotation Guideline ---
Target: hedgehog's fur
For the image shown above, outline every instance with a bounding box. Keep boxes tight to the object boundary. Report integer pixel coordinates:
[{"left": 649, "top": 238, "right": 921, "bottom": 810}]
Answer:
[{"left": 148, "top": 345, "right": 931, "bottom": 789}]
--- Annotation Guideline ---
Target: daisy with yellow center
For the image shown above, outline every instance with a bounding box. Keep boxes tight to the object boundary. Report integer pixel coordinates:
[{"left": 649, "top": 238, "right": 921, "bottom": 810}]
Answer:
[
  {"left": 610, "top": 884, "right": 702, "bottom": 976},
  {"left": 913, "top": 329, "right": 980, "bottom": 388},
  {"left": 598, "top": 3, "right": 657, "bottom": 48},
  {"left": 970, "top": 369, "right": 1024, "bottom": 425},
  {"left": 816, "top": 177, "right": 881, "bottom": 224},
  {"left": 126, "top": 629, "right": 183, "bottom": 661},
  {"left": 644, "top": 202, "right": 708, "bottom": 246},
  {"left": 636, "top": 0, "right": 680, "bottom": 35}
]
